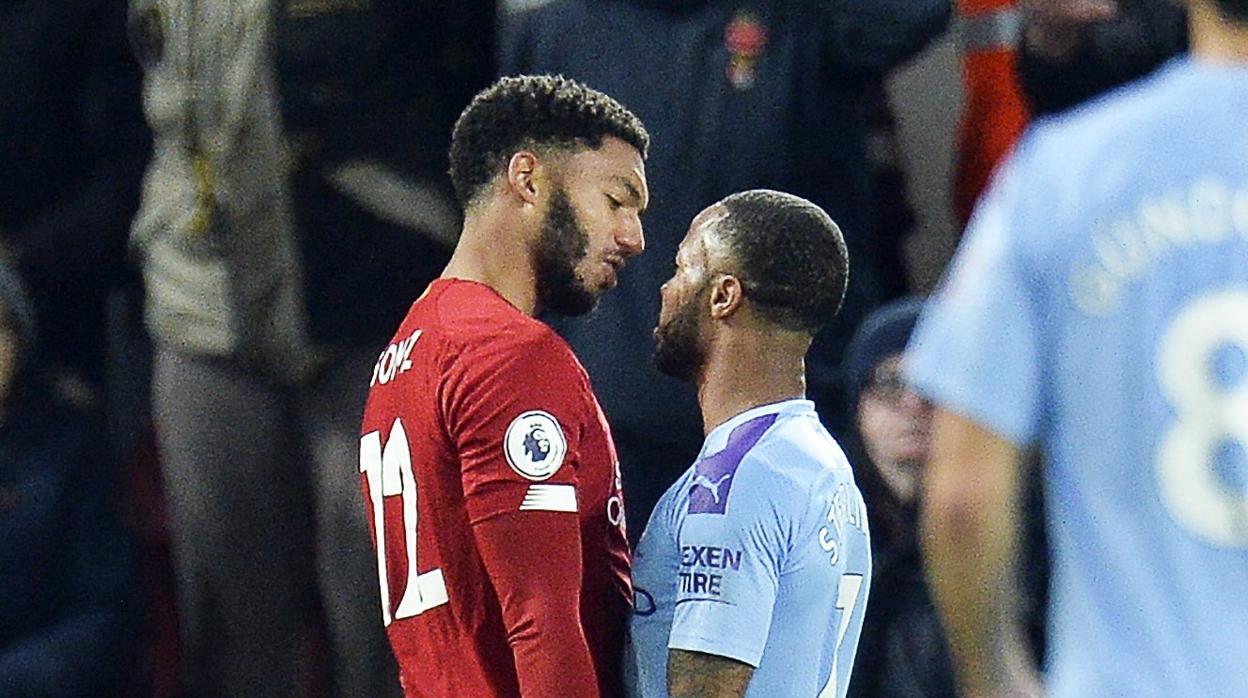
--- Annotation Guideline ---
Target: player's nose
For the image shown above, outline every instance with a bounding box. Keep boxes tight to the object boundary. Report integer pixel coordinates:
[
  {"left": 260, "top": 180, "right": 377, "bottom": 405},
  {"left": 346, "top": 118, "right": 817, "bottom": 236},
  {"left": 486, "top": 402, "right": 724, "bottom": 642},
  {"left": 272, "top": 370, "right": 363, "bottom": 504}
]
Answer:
[{"left": 616, "top": 214, "right": 644, "bottom": 257}]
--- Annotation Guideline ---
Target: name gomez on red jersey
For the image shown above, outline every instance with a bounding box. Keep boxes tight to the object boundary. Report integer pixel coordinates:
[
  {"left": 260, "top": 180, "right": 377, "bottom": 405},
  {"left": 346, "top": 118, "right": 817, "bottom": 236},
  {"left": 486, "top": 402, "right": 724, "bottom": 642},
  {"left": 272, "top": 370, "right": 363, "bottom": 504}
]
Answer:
[{"left": 359, "top": 279, "right": 630, "bottom": 698}]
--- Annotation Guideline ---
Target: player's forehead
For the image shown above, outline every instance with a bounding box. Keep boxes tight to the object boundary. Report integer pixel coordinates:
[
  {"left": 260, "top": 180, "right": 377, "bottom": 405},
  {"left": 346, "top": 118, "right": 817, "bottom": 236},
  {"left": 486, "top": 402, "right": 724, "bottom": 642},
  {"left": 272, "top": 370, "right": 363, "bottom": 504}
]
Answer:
[
  {"left": 677, "top": 205, "right": 729, "bottom": 268},
  {"left": 564, "top": 137, "right": 648, "bottom": 207}
]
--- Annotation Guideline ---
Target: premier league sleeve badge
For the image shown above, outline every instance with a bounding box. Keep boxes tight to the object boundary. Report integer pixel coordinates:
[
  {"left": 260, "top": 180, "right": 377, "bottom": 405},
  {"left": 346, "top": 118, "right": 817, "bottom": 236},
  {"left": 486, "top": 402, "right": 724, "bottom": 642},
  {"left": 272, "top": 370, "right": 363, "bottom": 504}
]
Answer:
[{"left": 504, "top": 411, "right": 568, "bottom": 481}]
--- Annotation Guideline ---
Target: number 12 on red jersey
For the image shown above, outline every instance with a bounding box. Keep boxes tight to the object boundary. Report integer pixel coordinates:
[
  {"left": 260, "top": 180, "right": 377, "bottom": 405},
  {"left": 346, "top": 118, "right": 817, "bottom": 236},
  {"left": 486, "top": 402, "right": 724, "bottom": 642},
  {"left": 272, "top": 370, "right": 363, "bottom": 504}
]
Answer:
[{"left": 360, "top": 418, "right": 449, "bottom": 626}]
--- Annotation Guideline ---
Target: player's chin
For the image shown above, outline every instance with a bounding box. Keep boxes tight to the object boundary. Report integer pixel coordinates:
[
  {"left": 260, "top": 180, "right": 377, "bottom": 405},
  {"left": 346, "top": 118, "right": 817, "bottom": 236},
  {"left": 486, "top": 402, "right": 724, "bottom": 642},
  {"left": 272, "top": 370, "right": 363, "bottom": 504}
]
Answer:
[
  {"left": 545, "top": 282, "right": 601, "bottom": 317},
  {"left": 596, "top": 266, "right": 619, "bottom": 290}
]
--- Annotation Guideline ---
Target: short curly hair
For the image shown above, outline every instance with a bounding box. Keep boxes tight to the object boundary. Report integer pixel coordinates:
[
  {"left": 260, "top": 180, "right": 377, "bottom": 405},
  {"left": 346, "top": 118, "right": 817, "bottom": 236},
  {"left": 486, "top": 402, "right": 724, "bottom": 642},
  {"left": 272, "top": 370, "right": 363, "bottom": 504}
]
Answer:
[
  {"left": 449, "top": 75, "right": 650, "bottom": 208},
  {"left": 715, "top": 190, "right": 849, "bottom": 335}
]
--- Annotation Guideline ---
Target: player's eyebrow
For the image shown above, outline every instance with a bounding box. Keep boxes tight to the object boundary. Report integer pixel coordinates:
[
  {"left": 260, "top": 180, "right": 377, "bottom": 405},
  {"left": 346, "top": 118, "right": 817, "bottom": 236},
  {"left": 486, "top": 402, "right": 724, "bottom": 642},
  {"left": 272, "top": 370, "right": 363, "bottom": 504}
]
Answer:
[{"left": 611, "top": 175, "right": 648, "bottom": 214}]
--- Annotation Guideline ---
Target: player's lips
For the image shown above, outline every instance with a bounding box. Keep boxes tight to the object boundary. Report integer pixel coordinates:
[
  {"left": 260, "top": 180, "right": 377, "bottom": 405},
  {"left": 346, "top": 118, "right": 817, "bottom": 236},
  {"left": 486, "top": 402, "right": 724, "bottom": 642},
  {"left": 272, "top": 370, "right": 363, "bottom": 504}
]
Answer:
[{"left": 601, "top": 257, "right": 625, "bottom": 285}]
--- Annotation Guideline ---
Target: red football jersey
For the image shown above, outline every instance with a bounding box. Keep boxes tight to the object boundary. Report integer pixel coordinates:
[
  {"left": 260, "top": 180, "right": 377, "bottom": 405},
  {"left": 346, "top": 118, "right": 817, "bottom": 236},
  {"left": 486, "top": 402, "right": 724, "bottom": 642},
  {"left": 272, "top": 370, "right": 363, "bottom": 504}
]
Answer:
[{"left": 359, "top": 279, "right": 631, "bottom": 697}]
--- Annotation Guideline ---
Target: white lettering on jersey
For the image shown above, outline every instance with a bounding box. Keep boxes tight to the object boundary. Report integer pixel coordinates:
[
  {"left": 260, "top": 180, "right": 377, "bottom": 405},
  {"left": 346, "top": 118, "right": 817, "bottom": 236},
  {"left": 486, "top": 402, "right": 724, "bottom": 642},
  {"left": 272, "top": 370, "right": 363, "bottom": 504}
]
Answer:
[
  {"left": 607, "top": 459, "right": 626, "bottom": 528},
  {"left": 818, "top": 483, "right": 867, "bottom": 565},
  {"left": 1069, "top": 178, "right": 1248, "bottom": 316},
  {"left": 372, "top": 329, "right": 422, "bottom": 387}
]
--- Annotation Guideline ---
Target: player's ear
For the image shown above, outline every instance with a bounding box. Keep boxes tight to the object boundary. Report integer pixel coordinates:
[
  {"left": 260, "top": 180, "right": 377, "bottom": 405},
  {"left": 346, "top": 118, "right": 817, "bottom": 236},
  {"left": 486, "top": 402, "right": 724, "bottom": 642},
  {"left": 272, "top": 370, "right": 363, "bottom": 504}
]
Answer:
[
  {"left": 506, "top": 151, "right": 541, "bottom": 206},
  {"left": 708, "top": 273, "right": 744, "bottom": 320}
]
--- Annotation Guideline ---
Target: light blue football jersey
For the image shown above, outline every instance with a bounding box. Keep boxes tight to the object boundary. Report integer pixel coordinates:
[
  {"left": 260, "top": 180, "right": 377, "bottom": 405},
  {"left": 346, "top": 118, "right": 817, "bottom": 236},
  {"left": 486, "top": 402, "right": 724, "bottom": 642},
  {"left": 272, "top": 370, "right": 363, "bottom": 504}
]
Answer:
[
  {"left": 627, "top": 399, "right": 871, "bottom": 698},
  {"left": 906, "top": 57, "right": 1248, "bottom": 697}
]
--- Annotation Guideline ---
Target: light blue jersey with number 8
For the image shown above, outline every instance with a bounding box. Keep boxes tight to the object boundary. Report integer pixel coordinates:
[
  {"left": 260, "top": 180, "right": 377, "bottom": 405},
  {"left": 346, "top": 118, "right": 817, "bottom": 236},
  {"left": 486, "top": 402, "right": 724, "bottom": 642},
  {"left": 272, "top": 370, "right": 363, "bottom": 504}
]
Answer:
[{"left": 906, "top": 57, "right": 1248, "bottom": 698}]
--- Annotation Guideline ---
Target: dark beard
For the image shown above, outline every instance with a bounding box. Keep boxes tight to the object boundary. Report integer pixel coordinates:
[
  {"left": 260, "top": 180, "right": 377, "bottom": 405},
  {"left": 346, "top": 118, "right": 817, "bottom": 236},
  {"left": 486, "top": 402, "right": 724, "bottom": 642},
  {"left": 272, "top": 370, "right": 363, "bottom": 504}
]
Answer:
[
  {"left": 534, "top": 187, "right": 596, "bottom": 316},
  {"left": 653, "top": 283, "right": 709, "bottom": 382}
]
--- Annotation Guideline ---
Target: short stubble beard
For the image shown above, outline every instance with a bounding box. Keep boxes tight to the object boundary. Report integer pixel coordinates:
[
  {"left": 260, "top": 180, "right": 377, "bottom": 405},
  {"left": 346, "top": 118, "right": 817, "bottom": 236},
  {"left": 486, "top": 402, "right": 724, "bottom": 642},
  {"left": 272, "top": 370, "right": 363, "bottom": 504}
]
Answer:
[
  {"left": 534, "top": 186, "right": 596, "bottom": 316},
  {"left": 653, "top": 281, "right": 711, "bottom": 382}
]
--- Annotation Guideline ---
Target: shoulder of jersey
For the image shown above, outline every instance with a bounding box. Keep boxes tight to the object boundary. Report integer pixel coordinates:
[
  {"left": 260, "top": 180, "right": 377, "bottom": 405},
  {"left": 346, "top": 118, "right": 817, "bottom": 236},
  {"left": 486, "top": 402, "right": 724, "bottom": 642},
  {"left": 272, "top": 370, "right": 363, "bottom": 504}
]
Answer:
[
  {"left": 430, "top": 281, "right": 576, "bottom": 362},
  {"left": 748, "top": 417, "right": 848, "bottom": 482},
  {"left": 1026, "top": 64, "right": 1188, "bottom": 177},
  {"left": 429, "top": 282, "right": 542, "bottom": 338}
]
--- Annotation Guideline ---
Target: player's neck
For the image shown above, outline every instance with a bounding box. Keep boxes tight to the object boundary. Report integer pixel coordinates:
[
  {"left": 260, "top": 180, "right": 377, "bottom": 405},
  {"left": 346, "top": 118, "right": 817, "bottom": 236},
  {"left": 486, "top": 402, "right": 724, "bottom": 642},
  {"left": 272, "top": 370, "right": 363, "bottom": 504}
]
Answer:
[
  {"left": 696, "top": 328, "right": 808, "bottom": 436},
  {"left": 443, "top": 209, "right": 540, "bottom": 316},
  {"left": 1190, "top": 3, "right": 1248, "bottom": 62}
]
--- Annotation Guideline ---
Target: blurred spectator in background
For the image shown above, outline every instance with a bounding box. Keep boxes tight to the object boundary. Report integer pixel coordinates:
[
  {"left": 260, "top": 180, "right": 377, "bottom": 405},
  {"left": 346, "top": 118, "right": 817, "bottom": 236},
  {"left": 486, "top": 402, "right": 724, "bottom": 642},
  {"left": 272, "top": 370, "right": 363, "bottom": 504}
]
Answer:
[
  {"left": 502, "top": 0, "right": 951, "bottom": 534},
  {"left": 0, "top": 0, "right": 149, "bottom": 406},
  {"left": 1019, "top": 0, "right": 1186, "bottom": 116},
  {"left": 126, "top": 0, "right": 494, "bottom": 695},
  {"left": 0, "top": 255, "right": 140, "bottom": 697},
  {"left": 956, "top": 0, "right": 1187, "bottom": 226},
  {"left": 844, "top": 297, "right": 1046, "bottom": 696},
  {"left": 841, "top": 297, "right": 956, "bottom": 698}
]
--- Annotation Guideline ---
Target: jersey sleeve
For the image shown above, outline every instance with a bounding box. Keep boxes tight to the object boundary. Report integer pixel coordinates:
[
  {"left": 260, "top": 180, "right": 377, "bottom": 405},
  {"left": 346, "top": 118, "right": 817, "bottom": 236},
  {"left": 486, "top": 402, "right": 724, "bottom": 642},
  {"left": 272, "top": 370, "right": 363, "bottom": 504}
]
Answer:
[
  {"left": 441, "top": 329, "right": 593, "bottom": 523},
  {"left": 666, "top": 456, "right": 794, "bottom": 668},
  {"left": 440, "top": 328, "right": 603, "bottom": 696},
  {"left": 904, "top": 142, "right": 1049, "bottom": 446}
]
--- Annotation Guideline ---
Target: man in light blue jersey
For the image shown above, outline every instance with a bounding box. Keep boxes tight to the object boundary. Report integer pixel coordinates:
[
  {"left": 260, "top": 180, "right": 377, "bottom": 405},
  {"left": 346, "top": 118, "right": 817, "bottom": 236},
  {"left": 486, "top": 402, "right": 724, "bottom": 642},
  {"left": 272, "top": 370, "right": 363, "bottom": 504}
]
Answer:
[
  {"left": 629, "top": 189, "right": 871, "bottom": 698},
  {"left": 906, "top": 1, "right": 1248, "bottom": 696}
]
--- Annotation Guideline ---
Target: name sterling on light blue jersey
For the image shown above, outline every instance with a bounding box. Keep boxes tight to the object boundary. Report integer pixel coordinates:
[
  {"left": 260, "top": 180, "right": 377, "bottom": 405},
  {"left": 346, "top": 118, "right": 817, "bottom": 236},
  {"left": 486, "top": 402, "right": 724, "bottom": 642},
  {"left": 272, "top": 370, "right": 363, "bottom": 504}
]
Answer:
[
  {"left": 906, "top": 57, "right": 1248, "bottom": 698},
  {"left": 628, "top": 399, "right": 871, "bottom": 697}
]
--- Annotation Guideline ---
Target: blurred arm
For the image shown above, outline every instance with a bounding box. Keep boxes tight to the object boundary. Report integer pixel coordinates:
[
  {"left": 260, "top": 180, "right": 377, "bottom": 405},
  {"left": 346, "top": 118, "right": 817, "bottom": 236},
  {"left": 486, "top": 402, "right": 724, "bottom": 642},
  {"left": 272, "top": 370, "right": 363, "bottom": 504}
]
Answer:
[{"left": 921, "top": 408, "right": 1042, "bottom": 698}]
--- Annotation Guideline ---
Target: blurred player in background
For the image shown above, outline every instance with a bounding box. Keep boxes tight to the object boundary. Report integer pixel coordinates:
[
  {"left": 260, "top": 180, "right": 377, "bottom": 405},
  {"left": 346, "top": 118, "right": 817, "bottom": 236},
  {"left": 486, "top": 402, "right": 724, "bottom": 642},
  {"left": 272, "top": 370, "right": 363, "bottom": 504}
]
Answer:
[
  {"left": 907, "top": 0, "right": 1248, "bottom": 694},
  {"left": 359, "top": 75, "right": 649, "bottom": 697},
  {"left": 629, "top": 190, "right": 871, "bottom": 698}
]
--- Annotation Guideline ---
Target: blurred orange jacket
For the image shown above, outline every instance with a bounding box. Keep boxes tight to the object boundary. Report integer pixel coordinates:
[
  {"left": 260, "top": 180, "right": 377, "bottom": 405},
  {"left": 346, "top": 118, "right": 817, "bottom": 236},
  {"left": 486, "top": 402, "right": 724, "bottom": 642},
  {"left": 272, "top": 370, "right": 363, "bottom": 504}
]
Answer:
[{"left": 954, "top": 0, "right": 1030, "bottom": 229}]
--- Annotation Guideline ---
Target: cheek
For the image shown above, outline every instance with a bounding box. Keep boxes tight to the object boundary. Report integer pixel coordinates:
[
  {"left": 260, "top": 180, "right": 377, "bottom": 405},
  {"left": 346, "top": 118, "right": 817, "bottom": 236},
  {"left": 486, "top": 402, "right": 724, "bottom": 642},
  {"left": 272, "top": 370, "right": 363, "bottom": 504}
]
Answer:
[
  {"left": 587, "top": 217, "right": 619, "bottom": 251},
  {"left": 573, "top": 199, "right": 611, "bottom": 236},
  {"left": 660, "top": 281, "right": 691, "bottom": 316},
  {"left": 857, "top": 405, "right": 885, "bottom": 443},
  {"left": 859, "top": 401, "right": 904, "bottom": 441}
]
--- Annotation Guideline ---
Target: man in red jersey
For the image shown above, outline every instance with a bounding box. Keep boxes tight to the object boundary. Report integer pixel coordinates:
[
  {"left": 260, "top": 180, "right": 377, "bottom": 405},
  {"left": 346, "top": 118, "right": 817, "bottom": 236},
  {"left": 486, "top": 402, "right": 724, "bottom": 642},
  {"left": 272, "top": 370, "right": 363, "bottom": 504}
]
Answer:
[{"left": 359, "top": 75, "right": 650, "bottom": 697}]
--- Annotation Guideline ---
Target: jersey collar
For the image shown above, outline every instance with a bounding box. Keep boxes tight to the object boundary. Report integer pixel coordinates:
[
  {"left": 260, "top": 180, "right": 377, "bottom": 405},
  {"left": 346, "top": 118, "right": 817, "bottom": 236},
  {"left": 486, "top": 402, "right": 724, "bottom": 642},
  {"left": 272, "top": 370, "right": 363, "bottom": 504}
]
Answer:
[{"left": 699, "top": 398, "right": 814, "bottom": 459}]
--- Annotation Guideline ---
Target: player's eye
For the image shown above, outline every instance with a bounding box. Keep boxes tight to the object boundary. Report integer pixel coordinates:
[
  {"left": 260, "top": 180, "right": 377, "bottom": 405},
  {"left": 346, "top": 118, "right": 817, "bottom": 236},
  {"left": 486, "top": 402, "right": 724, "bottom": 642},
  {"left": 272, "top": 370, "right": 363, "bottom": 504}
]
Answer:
[{"left": 606, "top": 194, "right": 623, "bottom": 210}]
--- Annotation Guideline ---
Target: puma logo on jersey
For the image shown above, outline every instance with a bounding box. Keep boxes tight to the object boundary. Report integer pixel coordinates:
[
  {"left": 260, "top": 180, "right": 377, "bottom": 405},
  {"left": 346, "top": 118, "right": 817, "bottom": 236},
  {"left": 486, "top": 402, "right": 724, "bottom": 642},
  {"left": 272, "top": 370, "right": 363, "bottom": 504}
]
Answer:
[
  {"left": 688, "top": 413, "right": 772, "bottom": 515},
  {"left": 691, "top": 473, "right": 733, "bottom": 504},
  {"left": 372, "top": 329, "right": 422, "bottom": 387},
  {"left": 687, "top": 457, "right": 746, "bottom": 515}
]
